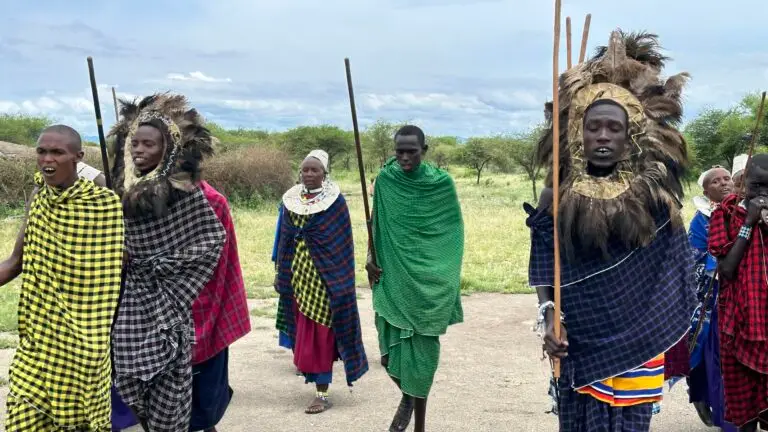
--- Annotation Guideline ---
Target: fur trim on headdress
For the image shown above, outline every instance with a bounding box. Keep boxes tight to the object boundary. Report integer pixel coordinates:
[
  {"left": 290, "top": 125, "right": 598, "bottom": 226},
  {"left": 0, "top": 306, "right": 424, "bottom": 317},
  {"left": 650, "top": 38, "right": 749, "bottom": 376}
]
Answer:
[
  {"left": 538, "top": 30, "right": 690, "bottom": 257},
  {"left": 109, "top": 92, "right": 214, "bottom": 218}
]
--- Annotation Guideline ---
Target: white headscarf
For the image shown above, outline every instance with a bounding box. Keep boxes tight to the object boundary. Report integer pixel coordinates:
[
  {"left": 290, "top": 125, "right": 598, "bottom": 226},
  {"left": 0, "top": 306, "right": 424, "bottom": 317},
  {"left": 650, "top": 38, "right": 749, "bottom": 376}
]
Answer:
[
  {"left": 694, "top": 166, "right": 732, "bottom": 217},
  {"left": 282, "top": 149, "right": 340, "bottom": 215},
  {"left": 306, "top": 149, "right": 329, "bottom": 173},
  {"left": 732, "top": 153, "right": 749, "bottom": 177}
]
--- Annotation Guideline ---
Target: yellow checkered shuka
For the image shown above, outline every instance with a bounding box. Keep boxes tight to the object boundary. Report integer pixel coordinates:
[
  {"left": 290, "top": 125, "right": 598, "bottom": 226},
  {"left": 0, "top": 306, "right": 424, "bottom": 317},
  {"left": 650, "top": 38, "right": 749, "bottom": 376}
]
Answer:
[
  {"left": 289, "top": 212, "right": 332, "bottom": 327},
  {"left": 5, "top": 173, "right": 124, "bottom": 431}
]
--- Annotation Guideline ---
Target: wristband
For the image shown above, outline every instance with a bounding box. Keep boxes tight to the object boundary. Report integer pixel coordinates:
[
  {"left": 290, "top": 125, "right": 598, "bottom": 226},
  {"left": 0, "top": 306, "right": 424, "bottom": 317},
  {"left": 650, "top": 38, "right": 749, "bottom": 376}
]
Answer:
[{"left": 738, "top": 225, "right": 752, "bottom": 240}]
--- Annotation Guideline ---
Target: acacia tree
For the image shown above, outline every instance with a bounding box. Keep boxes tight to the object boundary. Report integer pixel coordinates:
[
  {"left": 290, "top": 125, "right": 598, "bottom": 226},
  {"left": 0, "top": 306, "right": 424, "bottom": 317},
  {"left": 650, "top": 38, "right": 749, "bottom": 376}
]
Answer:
[
  {"left": 504, "top": 126, "right": 544, "bottom": 201},
  {"left": 458, "top": 137, "right": 496, "bottom": 184}
]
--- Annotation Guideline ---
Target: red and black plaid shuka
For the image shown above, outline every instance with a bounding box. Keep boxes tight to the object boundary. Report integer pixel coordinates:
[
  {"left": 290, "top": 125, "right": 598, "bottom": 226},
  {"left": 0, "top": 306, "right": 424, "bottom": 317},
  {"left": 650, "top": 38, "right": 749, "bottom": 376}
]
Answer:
[
  {"left": 192, "top": 181, "right": 251, "bottom": 365},
  {"left": 709, "top": 194, "right": 768, "bottom": 426}
]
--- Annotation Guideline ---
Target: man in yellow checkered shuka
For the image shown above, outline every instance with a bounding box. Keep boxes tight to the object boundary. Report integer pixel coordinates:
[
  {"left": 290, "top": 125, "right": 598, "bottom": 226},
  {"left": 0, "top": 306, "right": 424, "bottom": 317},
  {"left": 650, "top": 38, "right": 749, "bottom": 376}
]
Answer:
[{"left": 0, "top": 125, "right": 124, "bottom": 431}]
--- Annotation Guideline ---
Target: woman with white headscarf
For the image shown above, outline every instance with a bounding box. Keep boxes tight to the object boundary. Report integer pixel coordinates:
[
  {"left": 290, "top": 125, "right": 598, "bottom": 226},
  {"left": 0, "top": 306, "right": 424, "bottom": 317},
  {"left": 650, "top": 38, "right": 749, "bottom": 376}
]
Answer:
[{"left": 274, "top": 150, "right": 368, "bottom": 414}]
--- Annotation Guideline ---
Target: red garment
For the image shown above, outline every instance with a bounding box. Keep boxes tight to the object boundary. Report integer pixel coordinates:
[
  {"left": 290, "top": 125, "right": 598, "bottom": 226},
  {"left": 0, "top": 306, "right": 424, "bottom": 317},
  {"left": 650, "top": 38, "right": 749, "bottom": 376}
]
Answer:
[
  {"left": 709, "top": 194, "right": 768, "bottom": 425},
  {"left": 709, "top": 195, "right": 768, "bottom": 372},
  {"left": 664, "top": 336, "right": 690, "bottom": 380},
  {"left": 191, "top": 181, "right": 251, "bottom": 364},
  {"left": 293, "top": 307, "right": 338, "bottom": 373},
  {"left": 721, "top": 333, "right": 768, "bottom": 426}
]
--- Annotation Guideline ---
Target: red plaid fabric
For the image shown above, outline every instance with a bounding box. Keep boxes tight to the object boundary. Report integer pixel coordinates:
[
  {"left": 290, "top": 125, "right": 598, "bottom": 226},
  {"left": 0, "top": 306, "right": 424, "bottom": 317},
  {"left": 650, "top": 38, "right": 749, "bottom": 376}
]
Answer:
[
  {"left": 720, "top": 333, "right": 768, "bottom": 426},
  {"left": 191, "top": 181, "right": 251, "bottom": 365},
  {"left": 710, "top": 194, "right": 768, "bottom": 425}
]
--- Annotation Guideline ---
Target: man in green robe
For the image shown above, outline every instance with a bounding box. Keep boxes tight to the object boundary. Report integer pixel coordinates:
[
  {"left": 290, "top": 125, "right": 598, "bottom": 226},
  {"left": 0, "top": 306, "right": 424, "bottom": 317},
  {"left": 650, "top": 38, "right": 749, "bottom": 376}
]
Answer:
[{"left": 366, "top": 125, "right": 464, "bottom": 432}]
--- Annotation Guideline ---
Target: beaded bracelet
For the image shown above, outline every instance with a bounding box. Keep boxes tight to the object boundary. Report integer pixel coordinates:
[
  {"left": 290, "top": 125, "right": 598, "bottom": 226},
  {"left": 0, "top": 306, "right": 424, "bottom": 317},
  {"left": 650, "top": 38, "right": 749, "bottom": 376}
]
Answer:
[
  {"left": 534, "top": 301, "right": 565, "bottom": 335},
  {"left": 738, "top": 225, "right": 752, "bottom": 240}
]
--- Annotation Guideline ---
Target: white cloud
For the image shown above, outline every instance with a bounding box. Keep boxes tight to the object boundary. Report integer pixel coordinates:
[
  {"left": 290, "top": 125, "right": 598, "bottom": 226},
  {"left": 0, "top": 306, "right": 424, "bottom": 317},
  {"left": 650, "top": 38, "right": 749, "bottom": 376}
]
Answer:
[{"left": 167, "top": 71, "right": 232, "bottom": 83}]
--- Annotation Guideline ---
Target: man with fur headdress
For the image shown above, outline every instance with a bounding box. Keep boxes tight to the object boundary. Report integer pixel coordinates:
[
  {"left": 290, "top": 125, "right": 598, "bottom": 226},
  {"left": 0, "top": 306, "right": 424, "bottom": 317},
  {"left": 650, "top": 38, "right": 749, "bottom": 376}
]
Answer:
[
  {"left": 527, "top": 31, "right": 696, "bottom": 431},
  {"left": 109, "top": 93, "right": 226, "bottom": 431}
]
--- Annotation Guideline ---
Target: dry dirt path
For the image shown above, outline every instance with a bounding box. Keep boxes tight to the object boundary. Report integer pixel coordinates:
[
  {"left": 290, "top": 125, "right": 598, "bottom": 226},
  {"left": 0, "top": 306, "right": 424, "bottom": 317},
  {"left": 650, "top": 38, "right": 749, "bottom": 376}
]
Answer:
[{"left": 0, "top": 292, "right": 713, "bottom": 431}]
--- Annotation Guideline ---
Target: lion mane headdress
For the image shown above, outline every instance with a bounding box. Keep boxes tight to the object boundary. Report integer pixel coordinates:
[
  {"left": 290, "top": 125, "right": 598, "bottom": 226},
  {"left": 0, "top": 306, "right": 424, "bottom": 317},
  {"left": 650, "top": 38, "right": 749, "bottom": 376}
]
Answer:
[
  {"left": 109, "top": 93, "right": 214, "bottom": 218},
  {"left": 538, "top": 30, "right": 691, "bottom": 257}
]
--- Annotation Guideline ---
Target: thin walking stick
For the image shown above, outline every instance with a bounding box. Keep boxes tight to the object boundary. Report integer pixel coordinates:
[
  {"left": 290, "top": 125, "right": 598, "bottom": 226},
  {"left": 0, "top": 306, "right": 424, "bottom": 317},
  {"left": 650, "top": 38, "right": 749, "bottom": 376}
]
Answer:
[
  {"left": 344, "top": 58, "right": 377, "bottom": 272},
  {"left": 738, "top": 91, "right": 767, "bottom": 198},
  {"left": 566, "top": 17, "right": 572, "bottom": 70},
  {"left": 551, "top": 0, "right": 563, "bottom": 379},
  {"left": 578, "top": 14, "right": 592, "bottom": 64},
  {"left": 87, "top": 57, "right": 113, "bottom": 189}
]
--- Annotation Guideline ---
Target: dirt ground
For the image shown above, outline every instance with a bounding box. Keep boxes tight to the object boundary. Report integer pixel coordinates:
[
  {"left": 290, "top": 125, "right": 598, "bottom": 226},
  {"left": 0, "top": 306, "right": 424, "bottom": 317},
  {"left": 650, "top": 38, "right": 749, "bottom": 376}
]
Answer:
[{"left": 0, "top": 292, "right": 714, "bottom": 431}]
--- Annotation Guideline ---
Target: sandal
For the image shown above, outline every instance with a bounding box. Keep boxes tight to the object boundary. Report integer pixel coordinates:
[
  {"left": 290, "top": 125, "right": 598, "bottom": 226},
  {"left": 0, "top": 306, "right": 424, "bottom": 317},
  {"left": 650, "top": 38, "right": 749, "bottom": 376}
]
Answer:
[{"left": 305, "top": 393, "right": 333, "bottom": 414}]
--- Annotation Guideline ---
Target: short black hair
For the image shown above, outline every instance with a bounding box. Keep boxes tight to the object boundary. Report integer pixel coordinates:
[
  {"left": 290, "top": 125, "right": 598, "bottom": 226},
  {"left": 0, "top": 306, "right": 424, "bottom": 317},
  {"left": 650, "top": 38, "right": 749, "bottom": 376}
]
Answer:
[
  {"left": 747, "top": 154, "right": 768, "bottom": 176},
  {"left": 40, "top": 124, "right": 82, "bottom": 153},
  {"left": 394, "top": 125, "right": 426, "bottom": 148},
  {"left": 585, "top": 99, "right": 629, "bottom": 125}
]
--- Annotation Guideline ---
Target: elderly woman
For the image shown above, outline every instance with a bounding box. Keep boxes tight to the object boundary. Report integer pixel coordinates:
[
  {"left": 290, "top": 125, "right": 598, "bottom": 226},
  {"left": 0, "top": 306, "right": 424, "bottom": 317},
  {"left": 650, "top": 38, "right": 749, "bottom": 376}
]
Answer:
[{"left": 274, "top": 150, "right": 368, "bottom": 414}]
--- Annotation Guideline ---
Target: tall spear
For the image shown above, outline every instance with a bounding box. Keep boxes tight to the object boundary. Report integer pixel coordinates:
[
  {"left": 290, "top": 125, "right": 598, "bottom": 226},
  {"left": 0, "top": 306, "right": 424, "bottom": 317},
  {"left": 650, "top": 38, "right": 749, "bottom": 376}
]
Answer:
[
  {"left": 344, "top": 58, "right": 377, "bottom": 272},
  {"left": 737, "top": 91, "right": 767, "bottom": 198},
  {"left": 86, "top": 57, "right": 113, "bottom": 189},
  {"left": 551, "top": 0, "right": 563, "bottom": 379},
  {"left": 578, "top": 14, "right": 592, "bottom": 64}
]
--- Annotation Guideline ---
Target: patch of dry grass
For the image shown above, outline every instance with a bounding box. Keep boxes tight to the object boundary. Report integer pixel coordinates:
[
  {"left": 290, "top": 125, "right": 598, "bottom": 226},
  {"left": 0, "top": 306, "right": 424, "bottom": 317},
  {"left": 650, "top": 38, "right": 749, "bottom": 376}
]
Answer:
[{"left": 0, "top": 170, "right": 704, "bottom": 333}]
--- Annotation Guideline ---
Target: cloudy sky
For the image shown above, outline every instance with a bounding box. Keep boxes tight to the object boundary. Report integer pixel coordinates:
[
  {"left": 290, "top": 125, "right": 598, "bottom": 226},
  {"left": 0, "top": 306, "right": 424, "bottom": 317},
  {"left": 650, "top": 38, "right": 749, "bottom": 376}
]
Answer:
[{"left": 1, "top": 0, "right": 766, "bottom": 139}]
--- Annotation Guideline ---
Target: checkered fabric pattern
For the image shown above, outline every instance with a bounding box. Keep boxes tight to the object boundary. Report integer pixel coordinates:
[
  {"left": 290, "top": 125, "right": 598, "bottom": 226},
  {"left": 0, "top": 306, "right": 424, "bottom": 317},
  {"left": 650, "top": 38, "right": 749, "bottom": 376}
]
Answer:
[
  {"left": 558, "top": 359, "right": 653, "bottom": 432},
  {"left": 709, "top": 195, "right": 768, "bottom": 425},
  {"left": 113, "top": 188, "right": 225, "bottom": 429},
  {"left": 5, "top": 173, "right": 123, "bottom": 431},
  {"left": 709, "top": 195, "right": 768, "bottom": 367},
  {"left": 275, "top": 195, "right": 368, "bottom": 386},
  {"left": 289, "top": 212, "right": 332, "bottom": 327},
  {"left": 526, "top": 203, "right": 695, "bottom": 389},
  {"left": 191, "top": 182, "right": 251, "bottom": 365}
]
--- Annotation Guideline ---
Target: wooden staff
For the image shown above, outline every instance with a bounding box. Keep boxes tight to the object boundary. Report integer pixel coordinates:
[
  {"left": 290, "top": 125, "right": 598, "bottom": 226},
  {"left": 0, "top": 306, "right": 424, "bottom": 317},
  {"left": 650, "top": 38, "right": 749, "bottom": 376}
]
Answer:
[
  {"left": 551, "top": 0, "right": 563, "bottom": 379},
  {"left": 566, "top": 17, "right": 573, "bottom": 70},
  {"left": 578, "top": 14, "right": 592, "bottom": 64},
  {"left": 86, "top": 57, "right": 113, "bottom": 189},
  {"left": 111, "top": 87, "right": 119, "bottom": 122},
  {"left": 738, "top": 91, "right": 767, "bottom": 198},
  {"left": 344, "top": 58, "right": 377, "bottom": 269}
]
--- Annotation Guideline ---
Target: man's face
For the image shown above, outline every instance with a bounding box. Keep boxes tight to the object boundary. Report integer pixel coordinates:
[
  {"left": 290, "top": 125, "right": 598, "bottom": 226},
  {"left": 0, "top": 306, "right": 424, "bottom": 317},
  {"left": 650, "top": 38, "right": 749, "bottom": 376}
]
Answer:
[
  {"left": 746, "top": 166, "right": 768, "bottom": 201},
  {"left": 395, "top": 135, "right": 424, "bottom": 172},
  {"left": 582, "top": 103, "right": 629, "bottom": 169},
  {"left": 36, "top": 132, "right": 83, "bottom": 188},
  {"left": 130, "top": 125, "right": 165, "bottom": 175},
  {"left": 703, "top": 168, "right": 733, "bottom": 203}
]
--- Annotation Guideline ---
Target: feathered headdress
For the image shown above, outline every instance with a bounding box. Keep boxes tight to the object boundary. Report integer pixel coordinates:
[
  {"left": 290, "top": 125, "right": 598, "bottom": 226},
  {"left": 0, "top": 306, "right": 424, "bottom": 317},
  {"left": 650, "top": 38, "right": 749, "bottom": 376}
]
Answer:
[
  {"left": 538, "top": 30, "right": 691, "bottom": 257},
  {"left": 109, "top": 93, "right": 214, "bottom": 218}
]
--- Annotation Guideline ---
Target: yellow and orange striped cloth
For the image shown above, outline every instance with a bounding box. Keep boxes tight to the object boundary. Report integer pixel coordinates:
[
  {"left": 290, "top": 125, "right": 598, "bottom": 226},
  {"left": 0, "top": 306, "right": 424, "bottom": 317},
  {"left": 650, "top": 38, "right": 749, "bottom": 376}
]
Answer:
[{"left": 576, "top": 354, "right": 665, "bottom": 407}]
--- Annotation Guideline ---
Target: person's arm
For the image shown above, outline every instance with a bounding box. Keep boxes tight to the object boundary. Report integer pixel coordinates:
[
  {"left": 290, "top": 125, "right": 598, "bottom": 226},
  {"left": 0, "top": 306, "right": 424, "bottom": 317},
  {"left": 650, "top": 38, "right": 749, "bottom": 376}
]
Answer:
[
  {"left": 713, "top": 197, "right": 766, "bottom": 280},
  {"left": 0, "top": 188, "right": 37, "bottom": 286},
  {"left": 531, "top": 187, "right": 568, "bottom": 357},
  {"left": 365, "top": 202, "right": 382, "bottom": 284}
]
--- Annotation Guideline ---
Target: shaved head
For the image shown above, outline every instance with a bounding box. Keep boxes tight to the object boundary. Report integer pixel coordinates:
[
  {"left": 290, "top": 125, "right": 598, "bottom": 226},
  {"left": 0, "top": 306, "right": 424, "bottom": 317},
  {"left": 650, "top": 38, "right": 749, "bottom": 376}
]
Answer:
[{"left": 39, "top": 124, "right": 82, "bottom": 153}]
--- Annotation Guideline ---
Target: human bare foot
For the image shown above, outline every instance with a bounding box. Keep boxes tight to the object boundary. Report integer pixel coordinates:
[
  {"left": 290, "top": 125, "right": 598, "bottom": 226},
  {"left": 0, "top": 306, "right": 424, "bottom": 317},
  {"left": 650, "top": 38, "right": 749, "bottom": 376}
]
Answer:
[
  {"left": 389, "top": 395, "right": 414, "bottom": 431},
  {"left": 305, "top": 395, "right": 332, "bottom": 414}
]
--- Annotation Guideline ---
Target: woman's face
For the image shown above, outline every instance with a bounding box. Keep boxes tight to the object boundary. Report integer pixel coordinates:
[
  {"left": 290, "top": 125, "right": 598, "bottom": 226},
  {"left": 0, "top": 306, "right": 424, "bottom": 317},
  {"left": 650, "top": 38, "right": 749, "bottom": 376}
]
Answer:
[
  {"left": 300, "top": 157, "right": 325, "bottom": 190},
  {"left": 703, "top": 168, "right": 733, "bottom": 203}
]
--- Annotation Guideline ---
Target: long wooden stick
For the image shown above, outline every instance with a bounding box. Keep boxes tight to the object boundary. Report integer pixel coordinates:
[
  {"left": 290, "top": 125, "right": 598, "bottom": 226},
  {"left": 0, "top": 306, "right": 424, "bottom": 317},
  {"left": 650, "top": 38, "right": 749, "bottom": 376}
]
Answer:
[
  {"left": 86, "top": 57, "right": 113, "bottom": 189},
  {"left": 552, "top": 0, "right": 563, "bottom": 379},
  {"left": 344, "top": 58, "right": 377, "bottom": 270},
  {"left": 578, "top": 14, "right": 592, "bottom": 64},
  {"left": 111, "top": 87, "right": 119, "bottom": 122},
  {"left": 566, "top": 17, "right": 573, "bottom": 70},
  {"left": 738, "top": 91, "right": 767, "bottom": 198}
]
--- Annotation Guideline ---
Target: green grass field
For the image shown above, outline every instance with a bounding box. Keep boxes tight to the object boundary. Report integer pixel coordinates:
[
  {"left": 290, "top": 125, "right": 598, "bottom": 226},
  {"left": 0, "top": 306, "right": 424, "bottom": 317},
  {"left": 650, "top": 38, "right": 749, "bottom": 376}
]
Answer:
[{"left": 0, "top": 169, "right": 703, "bottom": 334}]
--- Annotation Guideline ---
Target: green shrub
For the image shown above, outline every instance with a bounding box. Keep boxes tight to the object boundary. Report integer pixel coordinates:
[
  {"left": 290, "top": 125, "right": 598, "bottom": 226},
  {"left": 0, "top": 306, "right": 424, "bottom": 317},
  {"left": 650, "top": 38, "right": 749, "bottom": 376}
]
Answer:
[
  {"left": 203, "top": 146, "right": 294, "bottom": 205},
  {"left": 0, "top": 114, "right": 53, "bottom": 146}
]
